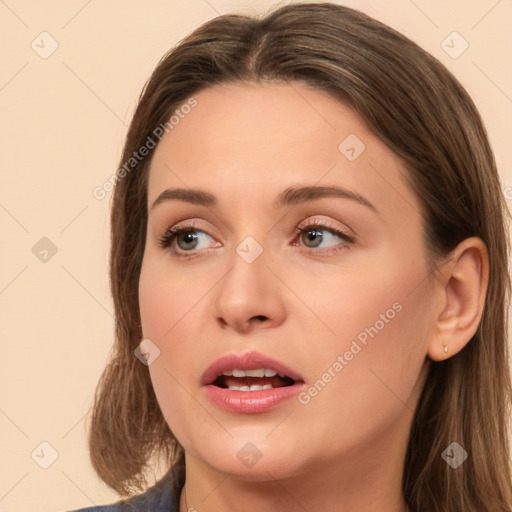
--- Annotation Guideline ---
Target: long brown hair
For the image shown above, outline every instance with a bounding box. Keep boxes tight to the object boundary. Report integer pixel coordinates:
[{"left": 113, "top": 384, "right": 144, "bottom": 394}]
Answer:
[{"left": 87, "top": 3, "right": 512, "bottom": 510}]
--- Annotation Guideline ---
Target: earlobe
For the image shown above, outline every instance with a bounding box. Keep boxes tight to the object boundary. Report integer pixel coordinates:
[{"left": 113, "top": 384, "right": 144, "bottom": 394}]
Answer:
[{"left": 427, "top": 237, "right": 489, "bottom": 362}]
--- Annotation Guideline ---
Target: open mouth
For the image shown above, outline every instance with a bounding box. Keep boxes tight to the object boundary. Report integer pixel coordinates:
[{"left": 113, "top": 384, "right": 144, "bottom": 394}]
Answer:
[
  {"left": 202, "top": 352, "right": 305, "bottom": 412},
  {"left": 212, "top": 368, "right": 297, "bottom": 391}
]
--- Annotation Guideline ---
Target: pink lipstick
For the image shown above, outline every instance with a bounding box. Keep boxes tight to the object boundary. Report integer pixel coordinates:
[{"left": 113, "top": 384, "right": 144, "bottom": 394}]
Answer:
[{"left": 201, "top": 351, "right": 305, "bottom": 414}]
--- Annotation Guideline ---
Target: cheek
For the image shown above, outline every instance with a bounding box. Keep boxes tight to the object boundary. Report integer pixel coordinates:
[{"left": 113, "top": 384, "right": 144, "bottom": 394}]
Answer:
[
  {"left": 139, "top": 260, "right": 170, "bottom": 336},
  {"left": 138, "top": 263, "right": 208, "bottom": 449},
  {"left": 138, "top": 258, "right": 200, "bottom": 344},
  {"left": 294, "top": 250, "right": 432, "bottom": 438},
  {"left": 138, "top": 258, "right": 218, "bottom": 413},
  {"left": 283, "top": 240, "right": 431, "bottom": 360}
]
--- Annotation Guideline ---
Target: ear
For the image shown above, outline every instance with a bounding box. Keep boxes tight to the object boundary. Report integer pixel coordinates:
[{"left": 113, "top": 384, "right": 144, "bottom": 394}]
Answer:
[{"left": 428, "top": 237, "right": 489, "bottom": 361}]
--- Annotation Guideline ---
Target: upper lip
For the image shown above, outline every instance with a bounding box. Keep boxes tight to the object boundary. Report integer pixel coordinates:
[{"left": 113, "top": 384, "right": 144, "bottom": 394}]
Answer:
[{"left": 201, "top": 351, "right": 304, "bottom": 386}]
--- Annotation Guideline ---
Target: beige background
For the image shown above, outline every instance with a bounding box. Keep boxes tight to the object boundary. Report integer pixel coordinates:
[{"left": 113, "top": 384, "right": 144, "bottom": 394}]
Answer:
[{"left": 1, "top": 1, "right": 510, "bottom": 510}]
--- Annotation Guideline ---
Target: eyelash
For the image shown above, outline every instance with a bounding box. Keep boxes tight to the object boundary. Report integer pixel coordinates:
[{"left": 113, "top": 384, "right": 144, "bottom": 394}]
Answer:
[{"left": 157, "top": 219, "right": 355, "bottom": 260}]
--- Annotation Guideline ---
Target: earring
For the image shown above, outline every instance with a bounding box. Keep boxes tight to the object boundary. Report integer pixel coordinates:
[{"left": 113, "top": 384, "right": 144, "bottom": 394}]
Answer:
[{"left": 443, "top": 343, "right": 449, "bottom": 353}]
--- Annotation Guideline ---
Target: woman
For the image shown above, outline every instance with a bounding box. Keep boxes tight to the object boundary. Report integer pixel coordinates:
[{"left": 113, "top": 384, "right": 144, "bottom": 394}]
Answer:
[{"left": 71, "top": 2, "right": 512, "bottom": 511}]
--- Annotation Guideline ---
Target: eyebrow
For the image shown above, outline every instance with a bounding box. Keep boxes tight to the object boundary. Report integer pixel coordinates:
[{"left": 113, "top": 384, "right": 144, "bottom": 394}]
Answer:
[{"left": 150, "top": 185, "right": 378, "bottom": 214}]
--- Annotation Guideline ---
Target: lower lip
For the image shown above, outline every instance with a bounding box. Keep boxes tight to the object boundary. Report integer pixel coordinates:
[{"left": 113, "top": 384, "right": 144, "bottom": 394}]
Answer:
[{"left": 203, "top": 382, "right": 305, "bottom": 414}]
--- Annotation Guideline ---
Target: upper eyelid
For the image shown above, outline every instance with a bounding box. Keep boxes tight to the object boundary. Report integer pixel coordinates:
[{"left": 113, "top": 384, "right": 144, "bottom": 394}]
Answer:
[{"left": 167, "top": 218, "right": 350, "bottom": 237}]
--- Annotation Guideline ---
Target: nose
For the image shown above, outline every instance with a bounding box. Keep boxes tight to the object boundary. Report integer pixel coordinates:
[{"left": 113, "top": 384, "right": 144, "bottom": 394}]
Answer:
[{"left": 210, "top": 247, "right": 286, "bottom": 334}]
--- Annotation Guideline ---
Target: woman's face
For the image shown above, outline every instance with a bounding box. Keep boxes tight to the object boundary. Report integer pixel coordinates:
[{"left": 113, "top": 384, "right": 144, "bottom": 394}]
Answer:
[{"left": 139, "top": 82, "right": 435, "bottom": 481}]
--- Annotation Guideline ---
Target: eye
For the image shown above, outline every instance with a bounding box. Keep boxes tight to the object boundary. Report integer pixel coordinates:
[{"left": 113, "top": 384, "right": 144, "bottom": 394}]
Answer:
[
  {"left": 158, "top": 226, "right": 214, "bottom": 256},
  {"left": 158, "top": 218, "right": 355, "bottom": 259},
  {"left": 293, "top": 219, "right": 355, "bottom": 254}
]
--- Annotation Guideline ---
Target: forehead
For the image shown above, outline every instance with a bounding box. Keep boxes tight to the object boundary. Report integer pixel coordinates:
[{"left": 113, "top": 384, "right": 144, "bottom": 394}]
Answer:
[{"left": 147, "top": 82, "right": 419, "bottom": 223}]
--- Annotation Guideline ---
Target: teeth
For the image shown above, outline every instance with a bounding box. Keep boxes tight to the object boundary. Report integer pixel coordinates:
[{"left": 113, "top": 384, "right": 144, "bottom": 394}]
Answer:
[
  {"left": 224, "top": 368, "right": 281, "bottom": 378},
  {"left": 228, "top": 384, "right": 275, "bottom": 391},
  {"left": 245, "top": 369, "right": 265, "bottom": 377}
]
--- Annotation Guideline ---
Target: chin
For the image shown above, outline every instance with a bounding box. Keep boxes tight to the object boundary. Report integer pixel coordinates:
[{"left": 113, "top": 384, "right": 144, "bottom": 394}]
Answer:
[{"left": 187, "top": 436, "right": 312, "bottom": 482}]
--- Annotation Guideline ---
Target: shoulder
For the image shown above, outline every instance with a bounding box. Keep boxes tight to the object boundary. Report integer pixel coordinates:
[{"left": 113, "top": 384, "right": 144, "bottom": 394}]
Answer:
[{"left": 66, "top": 465, "right": 183, "bottom": 512}]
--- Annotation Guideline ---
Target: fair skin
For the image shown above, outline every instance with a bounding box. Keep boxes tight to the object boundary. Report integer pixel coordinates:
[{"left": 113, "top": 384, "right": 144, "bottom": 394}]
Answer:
[{"left": 138, "top": 82, "right": 488, "bottom": 512}]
